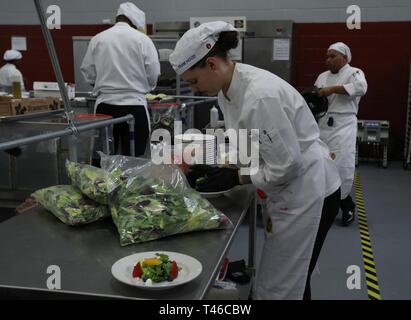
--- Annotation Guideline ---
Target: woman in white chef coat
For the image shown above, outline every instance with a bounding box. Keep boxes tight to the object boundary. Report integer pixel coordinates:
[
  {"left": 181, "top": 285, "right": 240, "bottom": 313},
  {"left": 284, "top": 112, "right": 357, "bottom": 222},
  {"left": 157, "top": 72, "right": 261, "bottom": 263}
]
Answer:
[
  {"left": 169, "top": 21, "right": 341, "bottom": 300},
  {"left": 81, "top": 2, "right": 160, "bottom": 157},
  {"left": 315, "top": 42, "right": 367, "bottom": 226},
  {"left": 0, "top": 49, "right": 25, "bottom": 94}
]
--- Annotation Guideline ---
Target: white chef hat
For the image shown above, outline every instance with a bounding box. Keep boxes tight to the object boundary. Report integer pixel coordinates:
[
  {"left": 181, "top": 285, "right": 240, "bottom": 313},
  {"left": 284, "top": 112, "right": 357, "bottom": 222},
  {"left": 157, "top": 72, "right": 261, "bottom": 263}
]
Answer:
[
  {"left": 3, "top": 49, "right": 22, "bottom": 61},
  {"left": 117, "top": 2, "right": 146, "bottom": 31},
  {"left": 169, "top": 21, "right": 237, "bottom": 75},
  {"left": 328, "top": 42, "right": 352, "bottom": 63}
]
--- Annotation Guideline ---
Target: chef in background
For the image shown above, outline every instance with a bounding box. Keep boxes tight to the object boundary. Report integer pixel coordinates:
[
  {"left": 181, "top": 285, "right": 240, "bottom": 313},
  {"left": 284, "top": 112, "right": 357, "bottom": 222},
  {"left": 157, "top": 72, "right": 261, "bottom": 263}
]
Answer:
[
  {"left": 315, "top": 42, "right": 368, "bottom": 226},
  {"left": 81, "top": 2, "right": 160, "bottom": 157},
  {"left": 0, "top": 49, "right": 25, "bottom": 94}
]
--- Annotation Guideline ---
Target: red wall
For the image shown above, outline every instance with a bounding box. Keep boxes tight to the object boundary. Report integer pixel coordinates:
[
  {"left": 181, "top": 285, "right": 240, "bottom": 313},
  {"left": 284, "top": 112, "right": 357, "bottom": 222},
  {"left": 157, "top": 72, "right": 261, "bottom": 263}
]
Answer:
[
  {"left": 293, "top": 22, "right": 411, "bottom": 159},
  {"left": 0, "top": 25, "right": 109, "bottom": 89},
  {"left": 1, "top": 22, "right": 410, "bottom": 158}
]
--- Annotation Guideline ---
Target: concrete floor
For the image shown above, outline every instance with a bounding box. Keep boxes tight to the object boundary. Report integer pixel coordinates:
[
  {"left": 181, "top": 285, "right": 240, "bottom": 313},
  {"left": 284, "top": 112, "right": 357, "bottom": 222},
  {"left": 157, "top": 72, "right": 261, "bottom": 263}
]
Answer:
[{"left": 311, "top": 161, "right": 411, "bottom": 300}]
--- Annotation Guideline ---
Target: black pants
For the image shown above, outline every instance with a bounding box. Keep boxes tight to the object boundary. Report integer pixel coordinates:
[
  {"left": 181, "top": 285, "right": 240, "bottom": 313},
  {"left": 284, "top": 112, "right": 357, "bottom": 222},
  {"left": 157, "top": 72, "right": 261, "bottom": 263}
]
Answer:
[
  {"left": 96, "top": 103, "right": 149, "bottom": 157},
  {"left": 341, "top": 194, "right": 355, "bottom": 212},
  {"left": 303, "top": 188, "right": 341, "bottom": 300}
]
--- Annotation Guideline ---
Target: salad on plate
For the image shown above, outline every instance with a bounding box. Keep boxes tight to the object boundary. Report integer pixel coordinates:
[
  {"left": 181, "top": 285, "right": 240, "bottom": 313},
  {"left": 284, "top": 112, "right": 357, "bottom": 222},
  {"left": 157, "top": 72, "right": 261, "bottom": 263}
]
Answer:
[{"left": 132, "top": 253, "right": 180, "bottom": 284}]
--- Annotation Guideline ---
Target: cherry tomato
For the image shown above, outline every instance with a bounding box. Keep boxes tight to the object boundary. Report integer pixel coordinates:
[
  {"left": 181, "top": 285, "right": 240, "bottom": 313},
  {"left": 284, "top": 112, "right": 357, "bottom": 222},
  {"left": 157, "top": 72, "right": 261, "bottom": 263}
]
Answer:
[
  {"left": 132, "top": 262, "right": 142, "bottom": 278},
  {"left": 170, "top": 261, "right": 178, "bottom": 280}
]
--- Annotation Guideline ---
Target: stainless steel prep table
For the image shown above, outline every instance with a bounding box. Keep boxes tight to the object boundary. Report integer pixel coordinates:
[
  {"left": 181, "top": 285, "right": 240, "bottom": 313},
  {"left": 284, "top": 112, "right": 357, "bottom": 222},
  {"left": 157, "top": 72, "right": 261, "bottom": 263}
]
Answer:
[{"left": 0, "top": 185, "right": 256, "bottom": 300}]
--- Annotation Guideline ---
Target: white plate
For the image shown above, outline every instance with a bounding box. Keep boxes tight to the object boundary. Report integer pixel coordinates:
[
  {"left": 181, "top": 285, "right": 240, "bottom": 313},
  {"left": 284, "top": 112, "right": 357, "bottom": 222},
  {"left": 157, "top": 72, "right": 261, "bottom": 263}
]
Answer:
[
  {"left": 175, "top": 133, "right": 215, "bottom": 142},
  {"left": 111, "top": 251, "right": 202, "bottom": 290},
  {"left": 200, "top": 188, "right": 234, "bottom": 198}
]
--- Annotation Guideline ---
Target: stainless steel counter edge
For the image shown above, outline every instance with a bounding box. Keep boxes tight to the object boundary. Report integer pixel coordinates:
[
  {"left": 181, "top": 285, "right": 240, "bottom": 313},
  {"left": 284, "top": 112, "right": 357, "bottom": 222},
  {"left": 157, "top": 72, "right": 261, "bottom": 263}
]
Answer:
[
  {"left": 200, "top": 186, "right": 255, "bottom": 299},
  {"left": 0, "top": 284, "right": 146, "bottom": 300}
]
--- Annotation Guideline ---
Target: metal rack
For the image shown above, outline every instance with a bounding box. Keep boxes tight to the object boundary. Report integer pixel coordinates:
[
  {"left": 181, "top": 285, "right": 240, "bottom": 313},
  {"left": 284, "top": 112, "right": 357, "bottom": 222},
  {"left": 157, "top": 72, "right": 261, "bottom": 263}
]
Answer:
[
  {"left": 150, "top": 36, "right": 191, "bottom": 97},
  {"left": 403, "top": 62, "right": 411, "bottom": 169},
  {"left": 0, "top": 114, "right": 135, "bottom": 201},
  {"left": 148, "top": 95, "right": 218, "bottom": 135}
]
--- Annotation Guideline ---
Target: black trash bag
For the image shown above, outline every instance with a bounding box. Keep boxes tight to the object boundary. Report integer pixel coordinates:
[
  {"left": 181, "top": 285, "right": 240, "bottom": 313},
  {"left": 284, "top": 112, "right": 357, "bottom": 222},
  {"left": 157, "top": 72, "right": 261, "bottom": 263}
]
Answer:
[
  {"left": 301, "top": 86, "right": 328, "bottom": 121},
  {"left": 226, "top": 259, "right": 251, "bottom": 284}
]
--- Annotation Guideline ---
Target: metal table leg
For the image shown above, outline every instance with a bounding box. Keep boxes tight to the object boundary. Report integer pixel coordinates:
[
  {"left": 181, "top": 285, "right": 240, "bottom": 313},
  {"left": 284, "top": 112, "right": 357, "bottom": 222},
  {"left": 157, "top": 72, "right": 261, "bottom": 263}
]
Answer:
[
  {"left": 68, "top": 136, "right": 78, "bottom": 162},
  {"left": 248, "top": 191, "right": 257, "bottom": 275},
  {"left": 383, "top": 142, "right": 388, "bottom": 168},
  {"left": 100, "top": 127, "right": 110, "bottom": 155},
  {"left": 127, "top": 117, "right": 135, "bottom": 157}
]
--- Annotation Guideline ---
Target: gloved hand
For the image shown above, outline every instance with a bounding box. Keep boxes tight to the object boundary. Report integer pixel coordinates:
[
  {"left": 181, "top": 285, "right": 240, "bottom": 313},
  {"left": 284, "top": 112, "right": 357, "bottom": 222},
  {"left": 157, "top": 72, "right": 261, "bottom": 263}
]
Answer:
[
  {"left": 3, "top": 147, "right": 22, "bottom": 157},
  {"left": 187, "top": 165, "right": 240, "bottom": 192},
  {"left": 185, "top": 165, "right": 209, "bottom": 188}
]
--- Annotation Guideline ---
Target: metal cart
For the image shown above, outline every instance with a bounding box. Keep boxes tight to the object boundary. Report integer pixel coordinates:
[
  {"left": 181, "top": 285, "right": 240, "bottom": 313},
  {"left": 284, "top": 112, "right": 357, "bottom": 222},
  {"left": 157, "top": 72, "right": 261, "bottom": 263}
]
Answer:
[{"left": 0, "top": 112, "right": 134, "bottom": 201}]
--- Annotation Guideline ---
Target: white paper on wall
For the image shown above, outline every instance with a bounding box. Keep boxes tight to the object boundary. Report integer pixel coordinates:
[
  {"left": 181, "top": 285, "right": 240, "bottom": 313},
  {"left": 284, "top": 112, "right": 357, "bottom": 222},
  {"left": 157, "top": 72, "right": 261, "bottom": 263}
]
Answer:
[
  {"left": 273, "top": 38, "right": 290, "bottom": 61},
  {"left": 11, "top": 36, "right": 27, "bottom": 51}
]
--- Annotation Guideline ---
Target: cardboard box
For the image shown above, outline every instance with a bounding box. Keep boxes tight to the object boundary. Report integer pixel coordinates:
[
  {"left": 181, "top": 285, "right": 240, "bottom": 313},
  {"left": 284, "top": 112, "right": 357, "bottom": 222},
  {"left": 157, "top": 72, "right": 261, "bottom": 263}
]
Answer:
[
  {"left": 8, "top": 98, "right": 61, "bottom": 116},
  {"left": 0, "top": 102, "right": 11, "bottom": 116},
  {"left": 0, "top": 97, "right": 61, "bottom": 117},
  {"left": 0, "top": 96, "right": 12, "bottom": 116},
  {"left": 0, "top": 96, "right": 12, "bottom": 101}
]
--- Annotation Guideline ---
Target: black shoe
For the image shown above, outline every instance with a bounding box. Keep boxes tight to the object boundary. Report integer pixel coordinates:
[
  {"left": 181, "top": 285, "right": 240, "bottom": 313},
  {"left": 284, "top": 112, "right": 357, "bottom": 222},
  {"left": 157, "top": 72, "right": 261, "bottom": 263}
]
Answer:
[
  {"left": 342, "top": 209, "right": 355, "bottom": 226},
  {"left": 226, "top": 260, "right": 251, "bottom": 284}
]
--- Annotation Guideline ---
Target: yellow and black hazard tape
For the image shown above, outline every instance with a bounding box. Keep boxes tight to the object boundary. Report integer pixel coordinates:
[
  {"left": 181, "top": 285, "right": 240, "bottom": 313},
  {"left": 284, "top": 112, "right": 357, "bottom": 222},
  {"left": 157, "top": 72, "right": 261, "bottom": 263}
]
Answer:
[{"left": 354, "top": 172, "right": 382, "bottom": 300}]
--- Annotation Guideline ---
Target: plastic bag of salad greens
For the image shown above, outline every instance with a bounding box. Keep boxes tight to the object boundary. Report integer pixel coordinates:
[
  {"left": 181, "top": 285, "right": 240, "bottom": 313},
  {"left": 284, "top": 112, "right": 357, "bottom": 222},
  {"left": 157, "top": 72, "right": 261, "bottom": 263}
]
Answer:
[
  {"left": 98, "top": 152, "right": 150, "bottom": 175},
  {"left": 99, "top": 152, "right": 187, "bottom": 193},
  {"left": 66, "top": 160, "right": 122, "bottom": 205},
  {"left": 99, "top": 153, "right": 233, "bottom": 246},
  {"left": 32, "top": 185, "right": 109, "bottom": 226}
]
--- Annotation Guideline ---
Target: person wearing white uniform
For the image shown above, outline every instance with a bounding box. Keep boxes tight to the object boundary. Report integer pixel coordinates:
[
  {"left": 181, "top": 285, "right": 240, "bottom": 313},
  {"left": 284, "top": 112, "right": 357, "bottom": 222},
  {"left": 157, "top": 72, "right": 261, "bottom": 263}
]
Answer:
[
  {"left": 169, "top": 22, "right": 341, "bottom": 300},
  {"left": 0, "top": 50, "right": 25, "bottom": 94},
  {"left": 315, "top": 42, "right": 367, "bottom": 226},
  {"left": 81, "top": 2, "right": 160, "bottom": 157}
]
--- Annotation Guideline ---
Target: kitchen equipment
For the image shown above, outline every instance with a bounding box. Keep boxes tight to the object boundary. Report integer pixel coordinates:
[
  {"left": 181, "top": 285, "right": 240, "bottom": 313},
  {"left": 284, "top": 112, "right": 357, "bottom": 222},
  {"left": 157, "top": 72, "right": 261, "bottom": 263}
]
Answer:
[
  {"left": 33, "top": 81, "right": 75, "bottom": 99},
  {"left": 243, "top": 20, "right": 294, "bottom": 83},
  {"left": 356, "top": 120, "right": 389, "bottom": 168},
  {"left": 0, "top": 112, "right": 114, "bottom": 201}
]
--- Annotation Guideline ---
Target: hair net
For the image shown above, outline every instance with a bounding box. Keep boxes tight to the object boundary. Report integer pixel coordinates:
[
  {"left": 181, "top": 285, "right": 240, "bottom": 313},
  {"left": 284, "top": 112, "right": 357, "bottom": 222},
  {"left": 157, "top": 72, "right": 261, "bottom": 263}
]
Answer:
[
  {"left": 117, "top": 2, "right": 146, "bottom": 31},
  {"left": 169, "top": 21, "right": 237, "bottom": 75},
  {"left": 3, "top": 49, "right": 22, "bottom": 61},
  {"left": 328, "top": 42, "right": 352, "bottom": 63}
]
